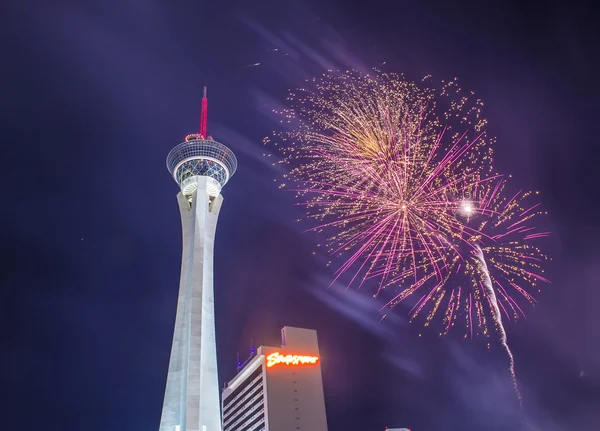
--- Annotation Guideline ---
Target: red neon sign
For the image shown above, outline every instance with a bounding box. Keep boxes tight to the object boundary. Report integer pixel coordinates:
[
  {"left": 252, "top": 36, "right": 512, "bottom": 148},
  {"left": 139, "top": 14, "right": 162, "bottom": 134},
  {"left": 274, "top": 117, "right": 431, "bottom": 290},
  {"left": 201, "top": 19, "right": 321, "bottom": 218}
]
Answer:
[{"left": 266, "top": 352, "right": 319, "bottom": 368}]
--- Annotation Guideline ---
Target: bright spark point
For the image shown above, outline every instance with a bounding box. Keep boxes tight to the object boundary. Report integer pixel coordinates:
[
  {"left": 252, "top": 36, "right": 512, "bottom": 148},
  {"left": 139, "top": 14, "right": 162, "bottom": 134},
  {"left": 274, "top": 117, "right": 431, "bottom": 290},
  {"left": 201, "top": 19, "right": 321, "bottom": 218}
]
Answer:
[{"left": 459, "top": 200, "right": 474, "bottom": 216}]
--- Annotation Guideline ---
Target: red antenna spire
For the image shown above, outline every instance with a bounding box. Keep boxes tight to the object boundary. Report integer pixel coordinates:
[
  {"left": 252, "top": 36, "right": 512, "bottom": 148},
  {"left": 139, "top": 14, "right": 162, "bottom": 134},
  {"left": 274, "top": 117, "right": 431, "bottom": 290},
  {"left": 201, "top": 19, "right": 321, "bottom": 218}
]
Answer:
[{"left": 200, "top": 86, "right": 208, "bottom": 138}]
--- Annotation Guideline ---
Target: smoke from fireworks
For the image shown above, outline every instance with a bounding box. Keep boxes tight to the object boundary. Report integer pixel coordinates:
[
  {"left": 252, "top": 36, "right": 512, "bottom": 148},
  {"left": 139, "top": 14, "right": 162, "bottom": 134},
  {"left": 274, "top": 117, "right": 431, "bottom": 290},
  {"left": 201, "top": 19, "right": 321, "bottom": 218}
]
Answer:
[{"left": 473, "top": 244, "right": 522, "bottom": 405}]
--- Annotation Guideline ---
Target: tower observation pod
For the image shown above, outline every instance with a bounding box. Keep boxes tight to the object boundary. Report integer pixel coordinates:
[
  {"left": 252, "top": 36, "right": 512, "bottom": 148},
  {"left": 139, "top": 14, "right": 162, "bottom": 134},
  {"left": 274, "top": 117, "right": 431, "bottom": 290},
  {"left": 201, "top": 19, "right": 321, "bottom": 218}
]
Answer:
[{"left": 160, "top": 87, "right": 237, "bottom": 431}]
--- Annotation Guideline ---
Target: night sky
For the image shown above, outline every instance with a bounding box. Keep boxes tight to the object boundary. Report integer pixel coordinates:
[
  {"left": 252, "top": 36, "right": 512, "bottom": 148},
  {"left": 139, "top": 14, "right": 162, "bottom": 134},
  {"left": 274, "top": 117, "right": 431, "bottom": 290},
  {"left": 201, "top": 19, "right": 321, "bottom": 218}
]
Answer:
[{"left": 2, "top": 1, "right": 598, "bottom": 430}]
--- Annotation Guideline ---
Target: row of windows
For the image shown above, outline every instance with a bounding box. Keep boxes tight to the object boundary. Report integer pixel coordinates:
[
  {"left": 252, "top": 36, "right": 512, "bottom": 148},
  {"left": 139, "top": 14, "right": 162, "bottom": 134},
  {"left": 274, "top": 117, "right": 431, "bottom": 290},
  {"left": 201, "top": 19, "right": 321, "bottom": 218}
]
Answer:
[
  {"left": 223, "top": 371, "right": 263, "bottom": 418},
  {"left": 175, "top": 159, "right": 228, "bottom": 187},
  {"left": 293, "top": 377, "right": 301, "bottom": 431},
  {"left": 224, "top": 385, "right": 263, "bottom": 425},
  {"left": 166, "top": 140, "right": 237, "bottom": 178},
  {"left": 240, "top": 414, "right": 265, "bottom": 431},
  {"left": 223, "top": 367, "right": 262, "bottom": 408},
  {"left": 224, "top": 394, "right": 264, "bottom": 431},
  {"left": 225, "top": 408, "right": 264, "bottom": 431},
  {"left": 223, "top": 389, "right": 264, "bottom": 428}
]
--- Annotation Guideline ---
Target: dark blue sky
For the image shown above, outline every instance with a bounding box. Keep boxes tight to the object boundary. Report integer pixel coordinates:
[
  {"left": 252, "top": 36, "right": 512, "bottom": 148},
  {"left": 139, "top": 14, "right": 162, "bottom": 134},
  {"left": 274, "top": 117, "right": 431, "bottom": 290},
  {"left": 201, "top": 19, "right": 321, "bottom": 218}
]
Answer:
[{"left": 1, "top": 1, "right": 598, "bottom": 430}]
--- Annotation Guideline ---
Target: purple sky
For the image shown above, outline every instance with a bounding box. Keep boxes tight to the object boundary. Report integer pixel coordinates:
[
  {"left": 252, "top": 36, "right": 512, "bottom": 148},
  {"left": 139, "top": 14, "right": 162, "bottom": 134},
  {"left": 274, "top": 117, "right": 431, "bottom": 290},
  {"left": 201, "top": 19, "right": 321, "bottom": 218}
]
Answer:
[{"left": 1, "top": 1, "right": 598, "bottom": 430}]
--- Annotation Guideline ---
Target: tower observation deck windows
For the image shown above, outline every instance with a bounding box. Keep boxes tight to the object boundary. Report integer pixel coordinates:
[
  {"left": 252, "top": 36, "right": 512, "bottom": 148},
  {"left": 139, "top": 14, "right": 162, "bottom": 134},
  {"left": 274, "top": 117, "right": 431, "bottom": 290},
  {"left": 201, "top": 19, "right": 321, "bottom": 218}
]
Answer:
[{"left": 175, "top": 159, "right": 228, "bottom": 186}]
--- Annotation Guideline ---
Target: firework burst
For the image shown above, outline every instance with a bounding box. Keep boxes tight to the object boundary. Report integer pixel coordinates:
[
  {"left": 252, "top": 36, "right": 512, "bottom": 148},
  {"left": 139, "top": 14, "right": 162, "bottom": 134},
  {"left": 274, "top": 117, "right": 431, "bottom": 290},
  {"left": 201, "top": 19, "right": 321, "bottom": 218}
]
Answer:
[
  {"left": 266, "top": 70, "right": 495, "bottom": 290},
  {"left": 381, "top": 177, "right": 551, "bottom": 340},
  {"left": 381, "top": 177, "right": 551, "bottom": 410},
  {"left": 268, "top": 69, "right": 550, "bottom": 415}
]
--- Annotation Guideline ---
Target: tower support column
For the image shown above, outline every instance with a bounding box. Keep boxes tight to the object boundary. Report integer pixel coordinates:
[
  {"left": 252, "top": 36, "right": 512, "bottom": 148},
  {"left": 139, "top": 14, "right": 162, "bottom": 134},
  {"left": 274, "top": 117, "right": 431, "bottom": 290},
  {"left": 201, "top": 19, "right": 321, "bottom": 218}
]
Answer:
[{"left": 159, "top": 176, "right": 223, "bottom": 431}]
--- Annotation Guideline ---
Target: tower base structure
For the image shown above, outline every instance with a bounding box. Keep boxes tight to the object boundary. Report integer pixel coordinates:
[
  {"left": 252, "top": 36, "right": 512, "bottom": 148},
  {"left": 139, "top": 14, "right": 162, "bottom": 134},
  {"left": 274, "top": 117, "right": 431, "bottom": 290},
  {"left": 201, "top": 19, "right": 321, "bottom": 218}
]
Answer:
[{"left": 159, "top": 176, "right": 223, "bottom": 431}]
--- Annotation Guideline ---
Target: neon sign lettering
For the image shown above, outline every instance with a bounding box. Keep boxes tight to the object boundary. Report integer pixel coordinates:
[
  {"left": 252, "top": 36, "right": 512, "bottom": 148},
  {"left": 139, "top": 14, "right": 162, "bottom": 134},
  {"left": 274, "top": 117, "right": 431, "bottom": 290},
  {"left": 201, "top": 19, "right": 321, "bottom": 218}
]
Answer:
[{"left": 266, "top": 352, "right": 319, "bottom": 368}]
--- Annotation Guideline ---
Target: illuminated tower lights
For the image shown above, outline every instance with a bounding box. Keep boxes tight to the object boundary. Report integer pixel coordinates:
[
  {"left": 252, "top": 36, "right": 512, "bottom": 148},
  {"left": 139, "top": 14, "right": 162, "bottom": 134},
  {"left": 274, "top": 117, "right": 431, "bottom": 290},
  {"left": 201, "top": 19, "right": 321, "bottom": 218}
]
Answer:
[{"left": 159, "top": 87, "right": 237, "bottom": 431}]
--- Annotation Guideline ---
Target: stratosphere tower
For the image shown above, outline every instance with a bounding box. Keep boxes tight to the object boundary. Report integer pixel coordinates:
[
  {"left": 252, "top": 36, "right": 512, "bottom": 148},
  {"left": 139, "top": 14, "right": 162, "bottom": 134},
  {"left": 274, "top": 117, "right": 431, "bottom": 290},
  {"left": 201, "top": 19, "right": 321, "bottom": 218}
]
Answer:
[{"left": 160, "top": 87, "right": 237, "bottom": 431}]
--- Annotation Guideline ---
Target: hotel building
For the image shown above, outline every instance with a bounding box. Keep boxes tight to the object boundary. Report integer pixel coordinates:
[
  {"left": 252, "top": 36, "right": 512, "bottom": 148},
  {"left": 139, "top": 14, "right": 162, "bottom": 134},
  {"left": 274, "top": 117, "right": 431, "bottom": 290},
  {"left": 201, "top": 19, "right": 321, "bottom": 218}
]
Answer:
[{"left": 222, "top": 326, "right": 328, "bottom": 431}]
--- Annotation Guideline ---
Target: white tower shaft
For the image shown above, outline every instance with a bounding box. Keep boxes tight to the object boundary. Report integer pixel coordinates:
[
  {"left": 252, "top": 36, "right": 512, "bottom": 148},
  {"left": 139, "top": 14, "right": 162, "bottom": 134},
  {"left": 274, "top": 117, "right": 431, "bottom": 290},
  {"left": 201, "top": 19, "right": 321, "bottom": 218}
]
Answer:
[{"left": 159, "top": 176, "right": 223, "bottom": 431}]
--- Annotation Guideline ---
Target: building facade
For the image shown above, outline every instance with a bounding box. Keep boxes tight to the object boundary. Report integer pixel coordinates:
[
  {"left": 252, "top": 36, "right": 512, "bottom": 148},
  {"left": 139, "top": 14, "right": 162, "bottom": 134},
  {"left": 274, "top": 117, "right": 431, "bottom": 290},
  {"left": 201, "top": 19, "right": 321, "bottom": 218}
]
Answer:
[
  {"left": 159, "top": 89, "right": 237, "bottom": 431},
  {"left": 222, "top": 327, "right": 329, "bottom": 431}
]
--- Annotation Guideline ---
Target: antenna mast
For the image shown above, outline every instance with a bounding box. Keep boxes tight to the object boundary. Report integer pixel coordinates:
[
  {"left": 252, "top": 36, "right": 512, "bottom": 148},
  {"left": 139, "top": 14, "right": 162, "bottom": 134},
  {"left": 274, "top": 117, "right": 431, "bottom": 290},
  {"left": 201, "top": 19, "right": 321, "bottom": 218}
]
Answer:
[{"left": 200, "top": 86, "right": 208, "bottom": 138}]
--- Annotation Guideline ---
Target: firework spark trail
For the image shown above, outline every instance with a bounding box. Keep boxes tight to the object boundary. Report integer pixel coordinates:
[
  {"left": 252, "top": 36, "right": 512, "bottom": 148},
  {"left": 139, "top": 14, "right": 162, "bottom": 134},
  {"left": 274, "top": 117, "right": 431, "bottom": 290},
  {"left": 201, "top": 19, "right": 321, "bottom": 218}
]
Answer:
[{"left": 472, "top": 244, "right": 523, "bottom": 407}]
